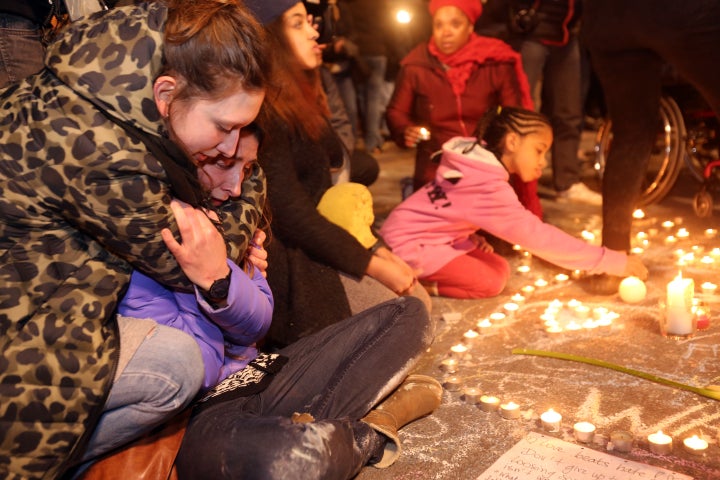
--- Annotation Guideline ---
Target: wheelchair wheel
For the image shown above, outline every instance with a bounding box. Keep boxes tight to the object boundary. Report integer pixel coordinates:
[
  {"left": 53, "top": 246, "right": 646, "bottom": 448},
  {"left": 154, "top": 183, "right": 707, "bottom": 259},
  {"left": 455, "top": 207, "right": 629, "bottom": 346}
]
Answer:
[
  {"left": 594, "top": 96, "right": 687, "bottom": 206},
  {"left": 693, "top": 189, "right": 713, "bottom": 217}
]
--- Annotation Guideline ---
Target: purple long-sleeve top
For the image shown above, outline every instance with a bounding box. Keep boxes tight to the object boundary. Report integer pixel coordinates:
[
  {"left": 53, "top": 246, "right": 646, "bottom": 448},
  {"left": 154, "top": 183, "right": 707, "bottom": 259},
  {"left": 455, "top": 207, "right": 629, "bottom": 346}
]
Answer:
[{"left": 118, "top": 260, "right": 274, "bottom": 391}]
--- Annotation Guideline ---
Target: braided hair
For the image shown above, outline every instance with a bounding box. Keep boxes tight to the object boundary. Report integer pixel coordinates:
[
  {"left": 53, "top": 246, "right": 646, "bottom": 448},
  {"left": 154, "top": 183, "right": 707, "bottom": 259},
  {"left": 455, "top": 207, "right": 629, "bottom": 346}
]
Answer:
[{"left": 472, "top": 106, "right": 551, "bottom": 160}]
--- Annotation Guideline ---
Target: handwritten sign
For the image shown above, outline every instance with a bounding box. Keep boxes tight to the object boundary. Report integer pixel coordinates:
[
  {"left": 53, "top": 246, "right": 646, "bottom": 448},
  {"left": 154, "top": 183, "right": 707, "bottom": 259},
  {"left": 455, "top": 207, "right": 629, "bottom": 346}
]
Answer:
[{"left": 477, "top": 432, "right": 692, "bottom": 480}]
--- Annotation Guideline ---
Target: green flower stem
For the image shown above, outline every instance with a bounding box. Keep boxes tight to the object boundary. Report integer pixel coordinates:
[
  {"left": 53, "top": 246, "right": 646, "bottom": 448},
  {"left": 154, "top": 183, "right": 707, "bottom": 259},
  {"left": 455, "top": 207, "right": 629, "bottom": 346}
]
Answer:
[{"left": 511, "top": 348, "right": 720, "bottom": 401}]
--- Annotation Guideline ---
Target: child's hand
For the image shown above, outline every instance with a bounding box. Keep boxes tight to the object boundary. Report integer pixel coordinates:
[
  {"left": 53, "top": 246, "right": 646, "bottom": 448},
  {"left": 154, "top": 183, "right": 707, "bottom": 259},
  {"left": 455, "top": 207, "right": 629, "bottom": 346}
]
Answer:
[
  {"left": 623, "top": 255, "right": 648, "bottom": 280},
  {"left": 247, "top": 229, "right": 268, "bottom": 277}
]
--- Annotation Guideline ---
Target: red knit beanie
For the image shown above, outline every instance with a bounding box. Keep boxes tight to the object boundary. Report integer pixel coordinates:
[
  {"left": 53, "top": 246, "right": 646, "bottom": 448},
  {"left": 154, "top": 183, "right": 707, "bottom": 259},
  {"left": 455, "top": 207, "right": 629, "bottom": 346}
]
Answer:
[{"left": 428, "top": 0, "right": 483, "bottom": 24}]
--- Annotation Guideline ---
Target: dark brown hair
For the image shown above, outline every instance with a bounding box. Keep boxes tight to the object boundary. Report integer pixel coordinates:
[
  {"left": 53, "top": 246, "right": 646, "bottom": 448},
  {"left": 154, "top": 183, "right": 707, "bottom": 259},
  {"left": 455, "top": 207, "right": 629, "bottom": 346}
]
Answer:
[
  {"left": 161, "top": 0, "right": 270, "bottom": 101},
  {"left": 474, "top": 105, "right": 551, "bottom": 159},
  {"left": 259, "top": 13, "right": 330, "bottom": 141}
]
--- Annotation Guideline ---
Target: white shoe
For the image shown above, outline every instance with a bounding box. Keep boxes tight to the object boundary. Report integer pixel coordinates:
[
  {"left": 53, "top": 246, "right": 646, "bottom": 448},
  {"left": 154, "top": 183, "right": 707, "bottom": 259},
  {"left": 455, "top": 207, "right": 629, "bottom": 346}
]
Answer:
[{"left": 556, "top": 183, "right": 602, "bottom": 205}]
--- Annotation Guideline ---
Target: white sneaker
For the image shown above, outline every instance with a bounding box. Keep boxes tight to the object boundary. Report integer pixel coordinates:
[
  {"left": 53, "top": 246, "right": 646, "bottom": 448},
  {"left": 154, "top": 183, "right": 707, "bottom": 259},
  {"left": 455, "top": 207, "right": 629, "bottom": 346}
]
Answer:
[{"left": 556, "top": 183, "right": 602, "bottom": 205}]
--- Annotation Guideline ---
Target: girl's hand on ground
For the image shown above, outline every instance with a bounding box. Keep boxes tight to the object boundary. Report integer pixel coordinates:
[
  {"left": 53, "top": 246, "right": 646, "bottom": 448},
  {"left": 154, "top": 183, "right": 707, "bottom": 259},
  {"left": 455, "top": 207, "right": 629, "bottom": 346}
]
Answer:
[
  {"left": 247, "top": 229, "right": 268, "bottom": 277},
  {"left": 623, "top": 255, "right": 648, "bottom": 280},
  {"left": 161, "top": 199, "right": 230, "bottom": 290}
]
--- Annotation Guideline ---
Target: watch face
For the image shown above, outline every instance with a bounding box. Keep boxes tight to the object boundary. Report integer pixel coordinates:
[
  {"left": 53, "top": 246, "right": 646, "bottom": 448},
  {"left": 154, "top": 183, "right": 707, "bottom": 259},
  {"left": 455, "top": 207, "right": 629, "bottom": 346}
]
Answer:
[{"left": 209, "top": 277, "right": 230, "bottom": 299}]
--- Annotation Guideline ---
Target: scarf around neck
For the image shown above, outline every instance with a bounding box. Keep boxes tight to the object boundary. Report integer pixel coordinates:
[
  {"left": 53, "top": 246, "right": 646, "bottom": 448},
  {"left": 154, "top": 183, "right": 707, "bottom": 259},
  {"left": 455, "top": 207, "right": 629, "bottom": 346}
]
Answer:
[{"left": 428, "top": 33, "right": 533, "bottom": 109}]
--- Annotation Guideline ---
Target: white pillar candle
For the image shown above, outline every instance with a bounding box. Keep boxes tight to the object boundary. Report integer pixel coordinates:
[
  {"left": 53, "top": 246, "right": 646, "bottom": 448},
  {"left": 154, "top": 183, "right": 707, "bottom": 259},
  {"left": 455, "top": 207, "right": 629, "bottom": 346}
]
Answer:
[{"left": 665, "top": 273, "right": 695, "bottom": 336}]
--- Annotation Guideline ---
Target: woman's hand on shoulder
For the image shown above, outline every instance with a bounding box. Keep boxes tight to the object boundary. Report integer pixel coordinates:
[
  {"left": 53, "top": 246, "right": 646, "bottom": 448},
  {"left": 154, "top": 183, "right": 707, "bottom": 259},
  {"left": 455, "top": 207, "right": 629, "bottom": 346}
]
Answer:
[
  {"left": 367, "top": 246, "right": 421, "bottom": 295},
  {"left": 161, "top": 199, "right": 230, "bottom": 290},
  {"left": 246, "top": 229, "right": 268, "bottom": 277},
  {"left": 623, "top": 255, "right": 648, "bottom": 281}
]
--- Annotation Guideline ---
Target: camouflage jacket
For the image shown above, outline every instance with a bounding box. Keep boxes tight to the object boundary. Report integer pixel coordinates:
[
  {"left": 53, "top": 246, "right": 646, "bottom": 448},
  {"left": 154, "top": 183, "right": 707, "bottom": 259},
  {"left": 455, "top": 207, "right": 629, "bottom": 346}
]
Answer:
[{"left": 0, "top": 3, "right": 264, "bottom": 478}]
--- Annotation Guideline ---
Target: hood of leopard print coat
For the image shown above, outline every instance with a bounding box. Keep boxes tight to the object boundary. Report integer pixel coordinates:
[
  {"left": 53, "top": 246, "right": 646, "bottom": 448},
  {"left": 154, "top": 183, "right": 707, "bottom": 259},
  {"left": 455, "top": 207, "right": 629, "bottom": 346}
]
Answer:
[{"left": 0, "top": 3, "right": 265, "bottom": 478}]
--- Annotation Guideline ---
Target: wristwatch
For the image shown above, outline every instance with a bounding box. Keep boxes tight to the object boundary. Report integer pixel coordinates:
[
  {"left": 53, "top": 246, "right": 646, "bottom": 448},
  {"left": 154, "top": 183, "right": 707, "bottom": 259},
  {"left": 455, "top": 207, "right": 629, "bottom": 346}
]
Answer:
[{"left": 198, "top": 269, "right": 232, "bottom": 306}]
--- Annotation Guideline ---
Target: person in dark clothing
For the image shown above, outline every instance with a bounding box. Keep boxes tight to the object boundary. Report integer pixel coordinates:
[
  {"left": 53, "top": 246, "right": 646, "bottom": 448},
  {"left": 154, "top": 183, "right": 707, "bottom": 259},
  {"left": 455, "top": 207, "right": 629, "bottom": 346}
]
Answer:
[
  {"left": 581, "top": 0, "right": 720, "bottom": 293},
  {"left": 245, "top": 0, "right": 430, "bottom": 348}
]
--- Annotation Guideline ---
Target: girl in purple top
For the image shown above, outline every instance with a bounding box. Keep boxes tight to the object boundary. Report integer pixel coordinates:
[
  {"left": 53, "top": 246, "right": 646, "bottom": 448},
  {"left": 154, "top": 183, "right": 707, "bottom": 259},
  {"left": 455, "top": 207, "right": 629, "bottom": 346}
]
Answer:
[{"left": 380, "top": 106, "right": 648, "bottom": 299}]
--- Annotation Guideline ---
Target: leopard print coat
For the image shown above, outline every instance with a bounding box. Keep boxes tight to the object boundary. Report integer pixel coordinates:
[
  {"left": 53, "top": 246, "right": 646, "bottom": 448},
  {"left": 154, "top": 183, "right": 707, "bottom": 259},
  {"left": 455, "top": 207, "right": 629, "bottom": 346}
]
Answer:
[{"left": 0, "top": 4, "right": 264, "bottom": 478}]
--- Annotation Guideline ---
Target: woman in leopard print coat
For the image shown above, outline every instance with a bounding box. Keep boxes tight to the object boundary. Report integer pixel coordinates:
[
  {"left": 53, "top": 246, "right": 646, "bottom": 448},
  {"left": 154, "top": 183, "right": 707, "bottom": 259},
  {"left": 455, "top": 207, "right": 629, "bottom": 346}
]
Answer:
[{"left": 0, "top": 1, "right": 269, "bottom": 477}]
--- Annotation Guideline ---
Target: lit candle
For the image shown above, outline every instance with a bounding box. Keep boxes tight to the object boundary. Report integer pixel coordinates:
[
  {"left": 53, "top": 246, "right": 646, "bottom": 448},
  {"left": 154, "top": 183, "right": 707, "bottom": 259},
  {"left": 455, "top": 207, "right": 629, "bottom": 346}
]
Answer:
[
  {"left": 517, "top": 265, "right": 531, "bottom": 275},
  {"left": 463, "top": 329, "right": 479, "bottom": 343},
  {"left": 695, "top": 306, "right": 710, "bottom": 330},
  {"left": 683, "top": 435, "right": 708, "bottom": 455},
  {"left": 664, "top": 272, "right": 695, "bottom": 337},
  {"left": 701, "top": 281, "right": 717, "bottom": 296},
  {"left": 665, "top": 235, "right": 677, "bottom": 245},
  {"left": 648, "top": 430, "right": 673, "bottom": 455},
  {"left": 479, "top": 395, "right": 500, "bottom": 412},
  {"left": 711, "top": 247, "right": 720, "bottom": 259},
  {"left": 489, "top": 312, "right": 506, "bottom": 323},
  {"left": 439, "top": 358, "right": 458, "bottom": 374},
  {"left": 545, "top": 325, "right": 563, "bottom": 335},
  {"left": 418, "top": 127, "right": 431, "bottom": 141},
  {"left": 661, "top": 220, "right": 675, "bottom": 230},
  {"left": 610, "top": 431, "right": 633, "bottom": 453},
  {"left": 619, "top": 276, "right": 647, "bottom": 304},
  {"left": 463, "top": 387, "right": 481, "bottom": 404},
  {"left": 450, "top": 344, "right": 468, "bottom": 358},
  {"left": 503, "top": 302, "right": 519, "bottom": 317},
  {"left": 554, "top": 273, "right": 569, "bottom": 283},
  {"left": 632, "top": 209, "right": 645, "bottom": 219},
  {"left": 676, "top": 228, "right": 690, "bottom": 239},
  {"left": 442, "top": 376, "right": 462, "bottom": 392},
  {"left": 521, "top": 285, "right": 535, "bottom": 296},
  {"left": 540, "top": 409, "right": 562, "bottom": 432},
  {"left": 534, "top": 278, "right": 549, "bottom": 288},
  {"left": 574, "top": 305, "right": 591, "bottom": 320},
  {"left": 499, "top": 401, "right": 521, "bottom": 419},
  {"left": 511, "top": 293, "right": 526, "bottom": 304},
  {"left": 705, "top": 228, "right": 717, "bottom": 238},
  {"left": 574, "top": 422, "right": 596, "bottom": 443},
  {"left": 476, "top": 318, "right": 492, "bottom": 333}
]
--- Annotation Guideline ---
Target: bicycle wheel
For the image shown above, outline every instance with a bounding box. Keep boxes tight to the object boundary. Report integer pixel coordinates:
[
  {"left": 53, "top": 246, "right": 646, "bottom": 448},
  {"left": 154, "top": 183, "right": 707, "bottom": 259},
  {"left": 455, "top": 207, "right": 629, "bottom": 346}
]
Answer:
[{"left": 594, "top": 96, "right": 687, "bottom": 206}]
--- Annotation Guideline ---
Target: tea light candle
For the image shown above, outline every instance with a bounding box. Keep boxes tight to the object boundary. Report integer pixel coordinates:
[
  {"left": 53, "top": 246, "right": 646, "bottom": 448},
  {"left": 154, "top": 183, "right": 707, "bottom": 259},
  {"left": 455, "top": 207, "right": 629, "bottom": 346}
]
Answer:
[
  {"left": 666, "top": 272, "right": 695, "bottom": 336},
  {"left": 665, "top": 235, "right": 677, "bottom": 245},
  {"left": 511, "top": 293, "right": 526, "bottom": 304},
  {"left": 661, "top": 220, "right": 675, "bottom": 230},
  {"left": 574, "top": 422, "right": 596, "bottom": 443},
  {"left": 463, "top": 329, "right": 479, "bottom": 343},
  {"left": 695, "top": 306, "right": 710, "bottom": 330},
  {"left": 439, "top": 357, "right": 458, "bottom": 374},
  {"left": 676, "top": 228, "right": 689, "bottom": 239},
  {"left": 683, "top": 435, "right": 708, "bottom": 455},
  {"left": 479, "top": 395, "right": 500, "bottom": 412},
  {"left": 442, "top": 376, "right": 462, "bottom": 392},
  {"left": 517, "top": 265, "right": 531, "bottom": 275},
  {"left": 503, "top": 302, "right": 519, "bottom": 317},
  {"left": 499, "top": 401, "right": 521, "bottom": 419},
  {"left": 489, "top": 312, "right": 506, "bottom": 323},
  {"left": 619, "top": 276, "right": 647, "bottom": 304},
  {"left": 554, "top": 273, "right": 569, "bottom": 283},
  {"left": 521, "top": 285, "right": 535, "bottom": 296},
  {"left": 701, "top": 281, "right": 717, "bottom": 296},
  {"left": 476, "top": 318, "right": 492, "bottom": 333},
  {"left": 450, "top": 343, "right": 468, "bottom": 356},
  {"left": 463, "top": 387, "right": 481, "bottom": 404},
  {"left": 648, "top": 430, "right": 673, "bottom": 455},
  {"left": 632, "top": 209, "right": 645, "bottom": 219},
  {"left": 705, "top": 228, "right": 717, "bottom": 238},
  {"left": 574, "top": 305, "right": 591, "bottom": 320},
  {"left": 534, "top": 278, "right": 549, "bottom": 288},
  {"left": 540, "top": 409, "right": 562, "bottom": 432},
  {"left": 610, "top": 431, "right": 633, "bottom": 453}
]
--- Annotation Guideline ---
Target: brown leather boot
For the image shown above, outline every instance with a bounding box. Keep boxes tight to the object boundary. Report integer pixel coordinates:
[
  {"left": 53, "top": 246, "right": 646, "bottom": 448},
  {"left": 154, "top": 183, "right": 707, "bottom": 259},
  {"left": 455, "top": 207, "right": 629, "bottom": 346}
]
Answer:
[{"left": 361, "top": 374, "right": 443, "bottom": 468}]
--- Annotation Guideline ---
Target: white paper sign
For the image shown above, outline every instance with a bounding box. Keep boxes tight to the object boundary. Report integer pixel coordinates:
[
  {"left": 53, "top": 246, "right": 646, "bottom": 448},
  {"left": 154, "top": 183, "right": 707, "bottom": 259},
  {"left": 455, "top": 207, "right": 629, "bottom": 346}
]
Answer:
[{"left": 477, "top": 432, "right": 692, "bottom": 480}]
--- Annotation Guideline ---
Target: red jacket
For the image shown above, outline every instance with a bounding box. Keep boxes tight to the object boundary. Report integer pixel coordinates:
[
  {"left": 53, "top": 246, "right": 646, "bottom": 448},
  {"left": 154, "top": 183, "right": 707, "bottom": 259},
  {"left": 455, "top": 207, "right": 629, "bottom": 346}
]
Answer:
[{"left": 386, "top": 41, "right": 532, "bottom": 189}]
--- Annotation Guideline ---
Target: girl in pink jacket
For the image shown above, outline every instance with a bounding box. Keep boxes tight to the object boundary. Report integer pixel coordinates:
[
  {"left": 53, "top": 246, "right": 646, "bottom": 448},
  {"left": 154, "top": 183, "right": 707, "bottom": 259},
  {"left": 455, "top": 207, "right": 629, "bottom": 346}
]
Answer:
[{"left": 380, "top": 106, "right": 647, "bottom": 298}]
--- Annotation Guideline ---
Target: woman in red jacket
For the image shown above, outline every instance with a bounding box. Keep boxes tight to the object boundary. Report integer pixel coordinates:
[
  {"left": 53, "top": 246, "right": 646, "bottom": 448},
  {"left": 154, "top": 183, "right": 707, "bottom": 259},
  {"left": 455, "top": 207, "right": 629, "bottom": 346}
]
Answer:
[{"left": 386, "top": 0, "right": 542, "bottom": 217}]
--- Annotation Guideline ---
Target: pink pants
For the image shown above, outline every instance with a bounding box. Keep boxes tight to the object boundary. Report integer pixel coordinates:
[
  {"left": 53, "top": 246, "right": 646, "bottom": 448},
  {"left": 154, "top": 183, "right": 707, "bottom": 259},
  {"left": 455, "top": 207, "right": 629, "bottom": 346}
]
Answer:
[{"left": 422, "top": 248, "right": 511, "bottom": 299}]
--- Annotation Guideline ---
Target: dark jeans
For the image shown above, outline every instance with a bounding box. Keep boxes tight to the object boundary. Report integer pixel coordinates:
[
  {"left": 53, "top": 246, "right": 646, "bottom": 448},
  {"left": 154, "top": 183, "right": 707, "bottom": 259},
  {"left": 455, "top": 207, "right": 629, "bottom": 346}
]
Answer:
[
  {"left": 0, "top": 14, "right": 45, "bottom": 88},
  {"left": 583, "top": 0, "right": 720, "bottom": 251},
  {"left": 176, "top": 297, "right": 435, "bottom": 480}
]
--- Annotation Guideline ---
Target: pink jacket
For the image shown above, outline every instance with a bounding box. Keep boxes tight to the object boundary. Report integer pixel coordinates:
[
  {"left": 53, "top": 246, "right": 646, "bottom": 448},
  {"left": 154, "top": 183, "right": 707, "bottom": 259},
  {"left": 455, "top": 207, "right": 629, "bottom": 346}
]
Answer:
[{"left": 380, "top": 137, "right": 627, "bottom": 277}]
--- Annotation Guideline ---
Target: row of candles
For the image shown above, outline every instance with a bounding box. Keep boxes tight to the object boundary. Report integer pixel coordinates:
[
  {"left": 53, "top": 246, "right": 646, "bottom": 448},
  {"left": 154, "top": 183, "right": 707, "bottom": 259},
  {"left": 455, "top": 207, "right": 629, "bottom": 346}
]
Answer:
[{"left": 444, "top": 377, "right": 710, "bottom": 456}]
